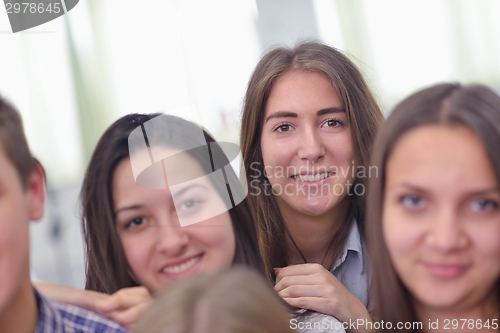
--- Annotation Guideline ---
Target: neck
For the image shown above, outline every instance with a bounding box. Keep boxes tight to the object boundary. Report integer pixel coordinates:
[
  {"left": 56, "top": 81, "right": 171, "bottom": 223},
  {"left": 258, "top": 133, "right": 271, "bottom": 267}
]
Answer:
[
  {"left": 0, "top": 276, "right": 38, "bottom": 333},
  {"left": 417, "top": 297, "right": 499, "bottom": 333},
  {"left": 279, "top": 196, "right": 350, "bottom": 264}
]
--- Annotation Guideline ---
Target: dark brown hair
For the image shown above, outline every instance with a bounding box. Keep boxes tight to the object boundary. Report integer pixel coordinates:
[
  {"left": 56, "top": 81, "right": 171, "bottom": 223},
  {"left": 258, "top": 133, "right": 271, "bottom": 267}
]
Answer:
[
  {"left": 133, "top": 267, "right": 293, "bottom": 333},
  {"left": 83, "top": 113, "right": 265, "bottom": 293},
  {"left": 240, "top": 41, "right": 383, "bottom": 279},
  {"left": 367, "top": 83, "right": 500, "bottom": 331},
  {"left": 0, "top": 95, "right": 35, "bottom": 188}
]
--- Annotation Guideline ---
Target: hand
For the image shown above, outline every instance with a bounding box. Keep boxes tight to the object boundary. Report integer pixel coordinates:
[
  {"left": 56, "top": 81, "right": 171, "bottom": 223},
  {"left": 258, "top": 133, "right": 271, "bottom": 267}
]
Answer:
[
  {"left": 274, "top": 263, "right": 372, "bottom": 333},
  {"left": 33, "top": 281, "right": 108, "bottom": 313},
  {"left": 97, "top": 286, "right": 153, "bottom": 328},
  {"left": 34, "top": 282, "right": 153, "bottom": 328}
]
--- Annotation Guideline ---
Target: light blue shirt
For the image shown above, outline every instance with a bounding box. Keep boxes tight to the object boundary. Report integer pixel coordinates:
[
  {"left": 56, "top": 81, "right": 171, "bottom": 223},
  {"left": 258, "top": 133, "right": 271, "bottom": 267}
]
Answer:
[{"left": 331, "top": 221, "right": 370, "bottom": 308}]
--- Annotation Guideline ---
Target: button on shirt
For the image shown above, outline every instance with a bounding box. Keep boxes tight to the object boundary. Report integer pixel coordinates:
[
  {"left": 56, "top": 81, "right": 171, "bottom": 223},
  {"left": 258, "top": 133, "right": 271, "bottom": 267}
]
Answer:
[
  {"left": 34, "top": 288, "right": 127, "bottom": 333},
  {"left": 331, "top": 221, "right": 370, "bottom": 308}
]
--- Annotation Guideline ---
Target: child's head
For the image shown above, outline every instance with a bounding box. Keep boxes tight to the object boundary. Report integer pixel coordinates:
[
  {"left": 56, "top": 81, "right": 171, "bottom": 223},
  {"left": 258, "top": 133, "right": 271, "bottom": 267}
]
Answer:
[
  {"left": 83, "top": 114, "right": 264, "bottom": 294},
  {"left": 133, "top": 267, "right": 293, "bottom": 333},
  {"left": 0, "top": 96, "right": 35, "bottom": 188},
  {"left": 368, "top": 83, "right": 500, "bottom": 324},
  {"left": 0, "top": 96, "right": 45, "bottom": 315}
]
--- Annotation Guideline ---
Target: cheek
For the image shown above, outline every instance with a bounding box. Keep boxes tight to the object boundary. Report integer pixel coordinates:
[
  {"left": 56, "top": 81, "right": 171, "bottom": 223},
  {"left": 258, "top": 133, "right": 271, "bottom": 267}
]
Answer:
[
  {"left": 260, "top": 136, "right": 293, "bottom": 169},
  {"left": 471, "top": 224, "right": 500, "bottom": 275},
  {"left": 196, "top": 217, "right": 236, "bottom": 270},
  {"left": 260, "top": 134, "right": 273, "bottom": 165},
  {"left": 119, "top": 234, "right": 150, "bottom": 276},
  {"left": 382, "top": 206, "right": 419, "bottom": 268},
  {"left": 326, "top": 131, "right": 353, "bottom": 161}
]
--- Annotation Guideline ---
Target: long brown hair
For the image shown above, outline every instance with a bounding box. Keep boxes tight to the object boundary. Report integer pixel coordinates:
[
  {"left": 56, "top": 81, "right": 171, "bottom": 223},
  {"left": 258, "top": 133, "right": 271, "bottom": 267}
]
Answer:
[
  {"left": 367, "top": 83, "right": 500, "bottom": 331},
  {"left": 240, "top": 41, "right": 383, "bottom": 279},
  {"left": 83, "top": 113, "right": 265, "bottom": 293}
]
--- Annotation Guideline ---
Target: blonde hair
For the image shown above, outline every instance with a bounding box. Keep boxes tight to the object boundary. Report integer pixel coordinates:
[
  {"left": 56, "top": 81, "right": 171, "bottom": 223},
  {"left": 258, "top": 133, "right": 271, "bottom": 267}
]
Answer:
[{"left": 133, "top": 267, "right": 293, "bottom": 333}]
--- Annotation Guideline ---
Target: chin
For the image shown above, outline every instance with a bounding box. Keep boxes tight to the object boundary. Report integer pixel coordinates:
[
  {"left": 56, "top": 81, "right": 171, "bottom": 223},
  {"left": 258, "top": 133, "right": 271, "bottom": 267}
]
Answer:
[
  {"left": 413, "top": 285, "right": 471, "bottom": 311},
  {"left": 297, "top": 202, "right": 335, "bottom": 216}
]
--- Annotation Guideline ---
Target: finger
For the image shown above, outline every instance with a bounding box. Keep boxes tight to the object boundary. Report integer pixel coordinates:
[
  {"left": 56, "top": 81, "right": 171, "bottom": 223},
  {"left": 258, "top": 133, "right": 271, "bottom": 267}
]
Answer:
[
  {"left": 282, "top": 296, "right": 339, "bottom": 315},
  {"left": 112, "top": 302, "right": 151, "bottom": 327},
  {"left": 97, "top": 287, "right": 152, "bottom": 313},
  {"left": 278, "top": 284, "right": 336, "bottom": 299},
  {"left": 274, "top": 274, "right": 323, "bottom": 292},
  {"left": 275, "top": 268, "right": 343, "bottom": 291},
  {"left": 275, "top": 263, "right": 326, "bottom": 282}
]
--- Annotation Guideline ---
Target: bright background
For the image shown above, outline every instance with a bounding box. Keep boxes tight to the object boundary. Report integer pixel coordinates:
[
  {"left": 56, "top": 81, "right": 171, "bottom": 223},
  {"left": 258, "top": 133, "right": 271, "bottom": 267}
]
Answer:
[{"left": 0, "top": 0, "right": 499, "bottom": 288}]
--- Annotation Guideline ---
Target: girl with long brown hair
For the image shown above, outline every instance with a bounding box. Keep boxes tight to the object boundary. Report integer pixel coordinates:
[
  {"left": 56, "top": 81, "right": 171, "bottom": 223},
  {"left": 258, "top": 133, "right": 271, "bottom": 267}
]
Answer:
[
  {"left": 36, "top": 113, "right": 265, "bottom": 327},
  {"left": 240, "top": 41, "right": 383, "bottom": 330},
  {"left": 367, "top": 83, "right": 500, "bottom": 332}
]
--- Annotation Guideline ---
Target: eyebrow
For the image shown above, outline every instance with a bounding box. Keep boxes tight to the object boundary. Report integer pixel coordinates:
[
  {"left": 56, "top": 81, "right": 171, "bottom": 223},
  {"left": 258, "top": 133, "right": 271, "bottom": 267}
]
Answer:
[
  {"left": 387, "top": 183, "right": 427, "bottom": 193},
  {"left": 172, "top": 183, "right": 210, "bottom": 199},
  {"left": 465, "top": 187, "right": 500, "bottom": 196},
  {"left": 265, "top": 107, "right": 345, "bottom": 123},
  {"left": 114, "top": 204, "right": 144, "bottom": 216},
  {"left": 389, "top": 183, "right": 500, "bottom": 196}
]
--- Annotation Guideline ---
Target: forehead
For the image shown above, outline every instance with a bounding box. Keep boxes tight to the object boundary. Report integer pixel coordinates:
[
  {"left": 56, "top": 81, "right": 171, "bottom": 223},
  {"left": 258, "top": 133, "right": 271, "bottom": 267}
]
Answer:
[
  {"left": 386, "top": 125, "right": 497, "bottom": 189},
  {"left": 265, "top": 70, "right": 341, "bottom": 113},
  {"left": 112, "top": 147, "right": 215, "bottom": 204}
]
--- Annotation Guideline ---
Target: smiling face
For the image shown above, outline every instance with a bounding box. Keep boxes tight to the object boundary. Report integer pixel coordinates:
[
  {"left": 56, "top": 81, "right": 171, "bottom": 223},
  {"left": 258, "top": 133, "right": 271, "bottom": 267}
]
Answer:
[
  {"left": 112, "top": 148, "right": 236, "bottom": 293},
  {"left": 383, "top": 125, "right": 500, "bottom": 314},
  {"left": 260, "top": 70, "right": 354, "bottom": 218}
]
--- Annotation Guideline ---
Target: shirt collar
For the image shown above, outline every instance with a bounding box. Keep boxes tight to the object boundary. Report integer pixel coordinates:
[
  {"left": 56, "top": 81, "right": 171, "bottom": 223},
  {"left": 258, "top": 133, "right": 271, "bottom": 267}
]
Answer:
[
  {"left": 345, "top": 220, "right": 363, "bottom": 258},
  {"left": 333, "top": 220, "right": 364, "bottom": 270},
  {"left": 34, "top": 287, "right": 65, "bottom": 333}
]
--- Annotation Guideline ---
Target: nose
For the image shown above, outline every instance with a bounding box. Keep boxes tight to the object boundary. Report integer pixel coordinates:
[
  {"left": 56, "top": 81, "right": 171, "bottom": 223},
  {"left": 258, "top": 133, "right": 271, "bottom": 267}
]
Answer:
[
  {"left": 426, "top": 209, "right": 469, "bottom": 252},
  {"left": 296, "top": 127, "right": 326, "bottom": 163},
  {"left": 154, "top": 217, "right": 189, "bottom": 256}
]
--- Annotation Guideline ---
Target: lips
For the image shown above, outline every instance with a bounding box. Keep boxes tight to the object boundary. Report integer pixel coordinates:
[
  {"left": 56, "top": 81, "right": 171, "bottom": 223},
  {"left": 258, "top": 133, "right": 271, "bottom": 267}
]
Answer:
[
  {"left": 424, "top": 263, "right": 470, "bottom": 278},
  {"left": 160, "top": 254, "right": 203, "bottom": 274},
  {"left": 291, "top": 172, "right": 335, "bottom": 182}
]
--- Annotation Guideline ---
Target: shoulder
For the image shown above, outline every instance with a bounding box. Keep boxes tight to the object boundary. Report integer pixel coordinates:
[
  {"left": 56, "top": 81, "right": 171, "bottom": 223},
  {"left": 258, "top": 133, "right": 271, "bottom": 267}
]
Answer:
[{"left": 49, "top": 300, "right": 127, "bottom": 333}]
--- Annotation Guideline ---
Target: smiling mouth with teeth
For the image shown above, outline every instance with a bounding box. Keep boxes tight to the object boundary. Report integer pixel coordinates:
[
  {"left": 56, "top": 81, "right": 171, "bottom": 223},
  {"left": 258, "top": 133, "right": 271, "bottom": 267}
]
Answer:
[
  {"left": 161, "top": 254, "right": 202, "bottom": 274},
  {"left": 292, "top": 172, "right": 335, "bottom": 182}
]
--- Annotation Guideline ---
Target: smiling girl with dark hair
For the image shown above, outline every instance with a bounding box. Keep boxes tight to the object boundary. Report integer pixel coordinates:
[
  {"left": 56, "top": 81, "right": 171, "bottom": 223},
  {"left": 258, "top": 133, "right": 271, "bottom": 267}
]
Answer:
[{"left": 36, "top": 113, "right": 265, "bottom": 327}]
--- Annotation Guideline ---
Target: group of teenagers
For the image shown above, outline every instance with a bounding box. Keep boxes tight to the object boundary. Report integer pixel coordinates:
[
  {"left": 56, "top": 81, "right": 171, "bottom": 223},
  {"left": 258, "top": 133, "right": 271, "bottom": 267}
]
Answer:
[{"left": 1, "top": 41, "right": 500, "bottom": 333}]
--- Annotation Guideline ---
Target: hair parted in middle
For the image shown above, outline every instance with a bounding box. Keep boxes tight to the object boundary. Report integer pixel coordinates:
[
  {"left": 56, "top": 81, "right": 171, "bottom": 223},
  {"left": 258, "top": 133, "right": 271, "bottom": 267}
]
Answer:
[
  {"left": 240, "top": 41, "right": 384, "bottom": 280},
  {"left": 82, "top": 113, "right": 265, "bottom": 294},
  {"left": 367, "top": 83, "right": 500, "bottom": 331}
]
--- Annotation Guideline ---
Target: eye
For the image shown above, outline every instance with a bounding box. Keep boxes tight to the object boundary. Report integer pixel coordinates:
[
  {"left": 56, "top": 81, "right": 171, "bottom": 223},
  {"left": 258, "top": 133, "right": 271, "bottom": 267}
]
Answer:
[
  {"left": 179, "top": 199, "right": 202, "bottom": 211},
  {"left": 400, "top": 195, "right": 426, "bottom": 211},
  {"left": 273, "top": 123, "right": 294, "bottom": 133},
  {"left": 470, "top": 198, "right": 499, "bottom": 213},
  {"left": 125, "top": 217, "right": 147, "bottom": 229},
  {"left": 321, "top": 118, "right": 343, "bottom": 128}
]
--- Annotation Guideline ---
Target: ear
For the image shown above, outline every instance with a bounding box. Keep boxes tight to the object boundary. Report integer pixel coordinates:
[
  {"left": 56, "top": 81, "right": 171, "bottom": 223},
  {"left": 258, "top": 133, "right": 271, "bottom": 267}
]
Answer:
[{"left": 27, "top": 162, "right": 46, "bottom": 221}]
